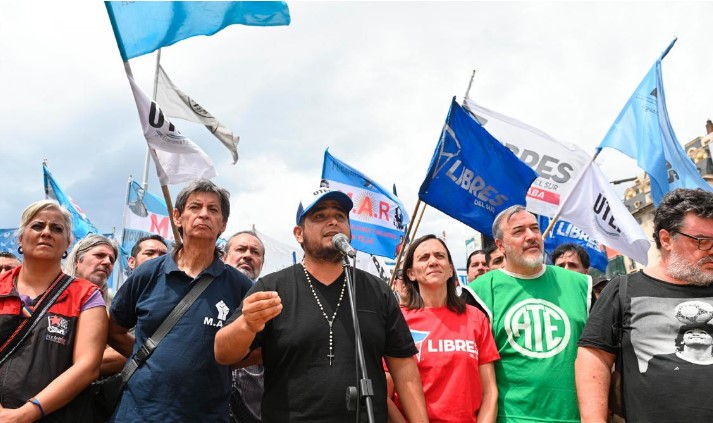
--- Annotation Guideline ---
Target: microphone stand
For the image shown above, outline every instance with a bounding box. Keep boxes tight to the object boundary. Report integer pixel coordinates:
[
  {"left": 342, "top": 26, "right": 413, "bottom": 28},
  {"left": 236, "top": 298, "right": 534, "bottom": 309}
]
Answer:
[{"left": 343, "top": 254, "right": 375, "bottom": 423}]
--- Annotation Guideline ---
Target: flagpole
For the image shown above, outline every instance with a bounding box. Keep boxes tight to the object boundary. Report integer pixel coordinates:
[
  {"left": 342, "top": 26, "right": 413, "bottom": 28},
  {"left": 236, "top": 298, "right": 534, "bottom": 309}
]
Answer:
[
  {"left": 660, "top": 37, "right": 677, "bottom": 61},
  {"left": 463, "top": 69, "right": 476, "bottom": 102},
  {"left": 541, "top": 154, "right": 599, "bottom": 239},
  {"left": 141, "top": 49, "right": 163, "bottom": 191},
  {"left": 390, "top": 199, "right": 426, "bottom": 287},
  {"left": 123, "top": 59, "right": 182, "bottom": 243}
]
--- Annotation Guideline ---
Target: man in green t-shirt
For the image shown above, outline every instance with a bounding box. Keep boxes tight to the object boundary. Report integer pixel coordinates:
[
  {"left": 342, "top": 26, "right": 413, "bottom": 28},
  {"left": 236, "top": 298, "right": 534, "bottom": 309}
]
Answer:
[{"left": 469, "top": 205, "right": 591, "bottom": 423}]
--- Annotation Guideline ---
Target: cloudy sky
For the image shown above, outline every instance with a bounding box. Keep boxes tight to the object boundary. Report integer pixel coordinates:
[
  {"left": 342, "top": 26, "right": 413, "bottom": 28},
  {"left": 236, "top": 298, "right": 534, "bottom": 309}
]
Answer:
[{"left": 1, "top": 1, "right": 711, "bottom": 268}]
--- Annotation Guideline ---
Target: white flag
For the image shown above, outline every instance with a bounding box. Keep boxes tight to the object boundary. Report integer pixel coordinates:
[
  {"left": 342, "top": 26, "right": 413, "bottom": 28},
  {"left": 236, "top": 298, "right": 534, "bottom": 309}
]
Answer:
[
  {"left": 127, "top": 74, "right": 217, "bottom": 185},
  {"left": 156, "top": 65, "right": 240, "bottom": 164},
  {"left": 555, "top": 160, "right": 650, "bottom": 265},
  {"left": 464, "top": 97, "right": 592, "bottom": 217}
]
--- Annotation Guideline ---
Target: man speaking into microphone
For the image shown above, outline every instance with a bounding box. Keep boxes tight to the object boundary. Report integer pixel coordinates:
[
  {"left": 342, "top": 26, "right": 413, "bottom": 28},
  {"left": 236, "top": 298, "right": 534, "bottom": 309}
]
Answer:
[{"left": 215, "top": 187, "right": 428, "bottom": 423}]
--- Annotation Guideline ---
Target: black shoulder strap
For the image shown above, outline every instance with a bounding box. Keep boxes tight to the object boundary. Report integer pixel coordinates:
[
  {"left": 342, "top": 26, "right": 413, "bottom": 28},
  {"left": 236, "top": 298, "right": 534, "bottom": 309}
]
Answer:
[
  {"left": 120, "top": 273, "right": 215, "bottom": 383},
  {"left": 615, "top": 274, "right": 629, "bottom": 363},
  {"left": 0, "top": 274, "right": 75, "bottom": 366}
]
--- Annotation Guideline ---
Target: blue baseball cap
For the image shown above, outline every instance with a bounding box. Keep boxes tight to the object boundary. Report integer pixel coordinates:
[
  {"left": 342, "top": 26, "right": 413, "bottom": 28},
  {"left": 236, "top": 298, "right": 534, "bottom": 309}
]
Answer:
[{"left": 296, "top": 187, "right": 353, "bottom": 225}]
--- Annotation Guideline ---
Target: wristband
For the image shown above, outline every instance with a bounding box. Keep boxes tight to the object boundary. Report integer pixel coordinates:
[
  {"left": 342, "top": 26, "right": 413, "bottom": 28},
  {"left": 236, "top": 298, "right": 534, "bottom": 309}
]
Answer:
[{"left": 28, "top": 398, "right": 45, "bottom": 418}]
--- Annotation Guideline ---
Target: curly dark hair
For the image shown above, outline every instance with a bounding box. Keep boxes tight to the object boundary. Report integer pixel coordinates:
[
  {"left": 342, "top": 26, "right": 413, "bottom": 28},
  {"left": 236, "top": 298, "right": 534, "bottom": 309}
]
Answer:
[{"left": 653, "top": 189, "right": 713, "bottom": 249}]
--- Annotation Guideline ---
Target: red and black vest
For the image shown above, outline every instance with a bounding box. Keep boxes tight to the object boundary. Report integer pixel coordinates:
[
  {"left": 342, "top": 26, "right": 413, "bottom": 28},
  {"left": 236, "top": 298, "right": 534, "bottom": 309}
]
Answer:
[{"left": 0, "top": 266, "right": 100, "bottom": 409}]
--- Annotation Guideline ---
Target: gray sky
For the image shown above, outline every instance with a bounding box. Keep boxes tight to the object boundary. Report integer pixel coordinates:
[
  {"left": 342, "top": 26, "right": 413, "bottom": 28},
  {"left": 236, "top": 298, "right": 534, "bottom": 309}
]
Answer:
[{"left": 1, "top": 1, "right": 711, "bottom": 268}]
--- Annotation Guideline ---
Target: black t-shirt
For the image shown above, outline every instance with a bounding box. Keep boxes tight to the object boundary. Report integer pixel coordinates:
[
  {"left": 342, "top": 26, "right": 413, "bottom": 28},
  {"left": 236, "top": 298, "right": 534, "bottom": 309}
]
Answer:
[
  {"left": 229, "top": 264, "right": 417, "bottom": 423},
  {"left": 579, "top": 271, "right": 713, "bottom": 422}
]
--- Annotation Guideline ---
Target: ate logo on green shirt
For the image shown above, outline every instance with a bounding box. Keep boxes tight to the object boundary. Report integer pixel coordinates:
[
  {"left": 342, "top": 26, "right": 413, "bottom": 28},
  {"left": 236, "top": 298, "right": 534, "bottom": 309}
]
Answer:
[{"left": 503, "top": 298, "right": 571, "bottom": 359}]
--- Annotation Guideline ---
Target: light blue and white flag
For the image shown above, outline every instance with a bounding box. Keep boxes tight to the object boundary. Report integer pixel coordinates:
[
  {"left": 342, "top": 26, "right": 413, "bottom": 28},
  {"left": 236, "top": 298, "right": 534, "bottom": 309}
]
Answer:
[
  {"left": 538, "top": 216, "right": 608, "bottom": 272},
  {"left": 321, "top": 150, "right": 410, "bottom": 259},
  {"left": 105, "top": 1, "right": 291, "bottom": 61},
  {"left": 0, "top": 229, "right": 19, "bottom": 256},
  {"left": 419, "top": 98, "right": 538, "bottom": 237},
  {"left": 120, "top": 180, "right": 174, "bottom": 281},
  {"left": 597, "top": 39, "right": 710, "bottom": 205},
  {"left": 43, "top": 164, "right": 98, "bottom": 241}
]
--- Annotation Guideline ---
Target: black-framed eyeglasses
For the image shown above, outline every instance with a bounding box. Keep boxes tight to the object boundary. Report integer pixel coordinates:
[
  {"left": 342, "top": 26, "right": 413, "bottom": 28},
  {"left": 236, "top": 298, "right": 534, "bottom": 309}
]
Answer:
[{"left": 674, "top": 231, "right": 713, "bottom": 251}]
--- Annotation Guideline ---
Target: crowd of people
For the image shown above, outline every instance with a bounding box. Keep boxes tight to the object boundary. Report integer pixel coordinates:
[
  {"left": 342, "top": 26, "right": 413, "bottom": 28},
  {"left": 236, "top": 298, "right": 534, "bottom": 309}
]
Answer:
[{"left": 1, "top": 181, "right": 713, "bottom": 423}]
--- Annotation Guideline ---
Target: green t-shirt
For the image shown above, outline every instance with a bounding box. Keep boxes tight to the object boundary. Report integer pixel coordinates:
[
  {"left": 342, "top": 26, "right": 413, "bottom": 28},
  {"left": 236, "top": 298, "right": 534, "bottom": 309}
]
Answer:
[{"left": 469, "top": 265, "right": 591, "bottom": 422}]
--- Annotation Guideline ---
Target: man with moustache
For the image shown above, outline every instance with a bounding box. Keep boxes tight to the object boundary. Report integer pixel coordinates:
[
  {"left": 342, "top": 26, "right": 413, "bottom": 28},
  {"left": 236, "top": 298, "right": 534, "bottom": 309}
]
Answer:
[
  {"left": 223, "top": 230, "right": 266, "bottom": 423},
  {"left": 577, "top": 188, "right": 713, "bottom": 422},
  {"left": 127, "top": 234, "right": 168, "bottom": 271},
  {"left": 109, "top": 179, "right": 253, "bottom": 422},
  {"left": 469, "top": 205, "right": 591, "bottom": 422},
  {"left": 64, "top": 234, "right": 119, "bottom": 306},
  {"left": 63, "top": 234, "right": 125, "bottom": 375},
  {"left": 215, "top": 187, "right": 428, "bottom": 423}
]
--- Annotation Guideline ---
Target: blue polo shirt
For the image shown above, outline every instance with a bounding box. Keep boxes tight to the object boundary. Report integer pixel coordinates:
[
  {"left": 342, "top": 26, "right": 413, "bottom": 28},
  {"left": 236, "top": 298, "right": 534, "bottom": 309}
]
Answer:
[{"left": 110, "top": 253, "right": 253, "bottom": 423}]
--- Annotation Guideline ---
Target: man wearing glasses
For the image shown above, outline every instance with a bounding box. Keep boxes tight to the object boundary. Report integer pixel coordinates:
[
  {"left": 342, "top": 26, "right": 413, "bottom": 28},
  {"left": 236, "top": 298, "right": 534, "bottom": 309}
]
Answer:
[{"left": 576, "top": 188, "right": 713, "bottom": 422}]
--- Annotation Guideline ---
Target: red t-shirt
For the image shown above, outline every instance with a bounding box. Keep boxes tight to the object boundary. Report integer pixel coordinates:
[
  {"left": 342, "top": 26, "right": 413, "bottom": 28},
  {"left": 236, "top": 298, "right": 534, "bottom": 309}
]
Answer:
[{"left": 396, "top": 305, "right": 499, "bottom": 423}]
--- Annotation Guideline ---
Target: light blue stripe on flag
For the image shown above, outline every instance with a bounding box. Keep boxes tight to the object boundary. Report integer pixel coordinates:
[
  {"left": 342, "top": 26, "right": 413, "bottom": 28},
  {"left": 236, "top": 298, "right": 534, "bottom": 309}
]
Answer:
[{"left": 105, "top": 1, "right": 291, "bottom": 61}]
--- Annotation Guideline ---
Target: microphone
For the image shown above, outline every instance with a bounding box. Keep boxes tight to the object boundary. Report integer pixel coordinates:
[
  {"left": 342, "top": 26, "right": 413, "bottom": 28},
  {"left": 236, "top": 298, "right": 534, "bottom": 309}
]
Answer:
[{"left": 332, "top": 233, "right": 356, "bottom": 258}]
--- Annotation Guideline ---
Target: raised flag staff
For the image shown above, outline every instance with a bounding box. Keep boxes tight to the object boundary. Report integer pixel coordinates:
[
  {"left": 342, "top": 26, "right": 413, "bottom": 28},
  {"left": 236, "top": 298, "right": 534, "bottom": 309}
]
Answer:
[
  {"left": 597, "top": 37, "right": 711, "bottom": 205},
  {"left": 104, "top": 1, "right": 292, "bottom": 241},
  {"left": 43, "top": 160, "right": 99, "bottom": 241}
]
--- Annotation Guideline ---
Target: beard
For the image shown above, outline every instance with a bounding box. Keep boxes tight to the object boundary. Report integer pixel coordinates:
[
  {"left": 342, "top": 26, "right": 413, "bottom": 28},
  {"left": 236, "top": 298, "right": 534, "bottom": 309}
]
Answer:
[
  {"left": 236, "top": 265, "right": 258, "bottom": 281},
  {"left": 302, "top": 232, "right": 342, "bottom": 263},
  {"left": 504, "top": 243, "right": 543, "bottom": 271},
  {"left": 667, "top": 251, "right": 713, "bottom": 286}
]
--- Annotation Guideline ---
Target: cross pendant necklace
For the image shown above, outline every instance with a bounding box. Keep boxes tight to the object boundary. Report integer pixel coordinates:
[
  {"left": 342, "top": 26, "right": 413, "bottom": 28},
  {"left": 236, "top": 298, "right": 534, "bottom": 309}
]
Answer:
[{"left": 302, "top": 260, "right": 346, "bottom": 367}]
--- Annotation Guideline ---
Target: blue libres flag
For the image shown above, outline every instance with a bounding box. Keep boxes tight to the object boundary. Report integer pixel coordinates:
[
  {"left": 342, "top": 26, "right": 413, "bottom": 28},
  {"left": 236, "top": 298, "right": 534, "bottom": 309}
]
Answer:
[
  {"left": 105, "top": 1, "right": 291, "bottom": 61},
  {"left": 538, "top": 216, "right": 608, "bottom": 272},
  {"left": 419, "top": 99, "right": 538, "bottom": 237},
  {"left": 597, "top": 40, "right": 710, "bottom": 205},
  {"left": 43, "top": 164, "right": 99, "bottom": 241},
  {"left": 321, "top": 150, "right": 410, "bottom": 258}
]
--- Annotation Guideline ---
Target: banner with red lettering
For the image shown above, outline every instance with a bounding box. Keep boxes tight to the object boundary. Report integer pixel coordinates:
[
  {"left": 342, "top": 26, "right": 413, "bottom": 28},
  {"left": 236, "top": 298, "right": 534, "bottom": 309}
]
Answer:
[
  {"left": 463, "top": 97, "right": 592, "bottom": 218},
  {"left": 321, "top": 149, "right": 409, "bottom": 259}
]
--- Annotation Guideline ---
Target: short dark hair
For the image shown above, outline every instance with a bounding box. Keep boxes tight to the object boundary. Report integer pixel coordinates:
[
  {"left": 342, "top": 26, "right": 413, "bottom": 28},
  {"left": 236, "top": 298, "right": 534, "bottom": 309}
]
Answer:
[
  {"left": 401, "top": 234, "right": 465, "bottom": 314},
  {"left": 653, "top": 189, "right": 713, "bottom": 249},
  {"left": 0, "top": 251, "right": 18, "bottom": 260},
  {"left": 131, "top": 234, "right": 168, "bottom": 259},
  {"left": 224, "top": 230, "right": 265, "bottom": 259},
  {"left": 552, "top": 243, "right": 590, "bottom": 269},
  {"left": 174, "top": 179, "right": 231, "bottom": 239},
  {"left": 674, "top": 323, "right": 713, "bottom": 351},
  {"left": 467, "top": 250, "right": 486, "bottom": 268},
  {"left": 485, "top": 245, "right": 499, "bottom": 265}
]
